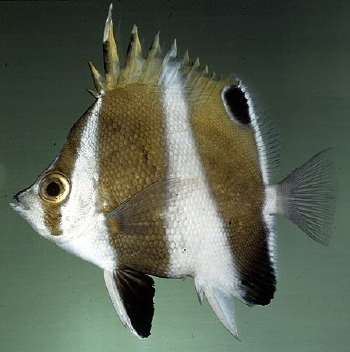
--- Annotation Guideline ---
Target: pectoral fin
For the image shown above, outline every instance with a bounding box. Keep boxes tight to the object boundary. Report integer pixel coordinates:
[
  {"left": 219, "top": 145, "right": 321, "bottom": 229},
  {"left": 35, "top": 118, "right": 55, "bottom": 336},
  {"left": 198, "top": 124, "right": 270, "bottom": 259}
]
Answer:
[
  {"left": 106, "top": 178, "right": 197, "bottom": 237},
  {"left": 104, "top": 269, "right": 155, "bottom": 338}
]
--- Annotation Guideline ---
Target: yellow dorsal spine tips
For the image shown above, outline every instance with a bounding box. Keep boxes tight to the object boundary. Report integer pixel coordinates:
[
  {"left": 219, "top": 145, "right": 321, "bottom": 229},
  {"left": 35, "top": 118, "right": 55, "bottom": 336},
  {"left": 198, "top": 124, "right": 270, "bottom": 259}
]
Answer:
[
  {"left": 188, "top": 57, "right": 201, "bottom": 85},
  {"left": 118, "top": 25, "right": 144, "bottom": 84},
  {"left": 205, "top": 71, "right": 220, "bottom": 94},
  {"left": 202, "top": 65, "right": 209, "bottom": 77},
  {"left": 140, "top": 32, "right": 163, "bottom": 84},
  {"left": 159, "top": 39, "right": 178, "bottom": 85},
  {"left": 168, "top": 39, "right": 178, "bottom": 60},
  {"left": 195, "top": 65, "right": 211, "bottom": 92},
  {"left": 103, "top": 3, "right": 120, "bottom": 90},
  {"left": 182, "top": 50, "right": 191, "bottom": 74},
  {"left": 87, "top": 61, "right": 104, "bottom": 97}
]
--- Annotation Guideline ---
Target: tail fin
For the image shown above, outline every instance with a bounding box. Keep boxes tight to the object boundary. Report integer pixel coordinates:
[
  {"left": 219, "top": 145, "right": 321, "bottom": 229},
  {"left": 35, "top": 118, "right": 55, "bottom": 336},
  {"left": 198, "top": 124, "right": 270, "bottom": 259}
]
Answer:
[{"left": 268, "top": 148, "right": 336, "bottom": 245}]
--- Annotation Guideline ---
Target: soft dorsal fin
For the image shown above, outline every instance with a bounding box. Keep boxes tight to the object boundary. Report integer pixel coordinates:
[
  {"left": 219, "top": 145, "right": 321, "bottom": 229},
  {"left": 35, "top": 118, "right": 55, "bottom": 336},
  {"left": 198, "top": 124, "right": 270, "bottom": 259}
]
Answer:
[{"left": 87, "top": 3, "right": 237, "bottom": 98}]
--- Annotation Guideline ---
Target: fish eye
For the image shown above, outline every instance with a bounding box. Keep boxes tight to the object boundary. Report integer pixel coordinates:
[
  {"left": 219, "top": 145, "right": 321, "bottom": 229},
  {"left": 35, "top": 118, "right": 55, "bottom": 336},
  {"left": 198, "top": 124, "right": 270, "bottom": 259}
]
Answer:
[{"left": 39, "top": 172, "right": 70, "bottom": 204}]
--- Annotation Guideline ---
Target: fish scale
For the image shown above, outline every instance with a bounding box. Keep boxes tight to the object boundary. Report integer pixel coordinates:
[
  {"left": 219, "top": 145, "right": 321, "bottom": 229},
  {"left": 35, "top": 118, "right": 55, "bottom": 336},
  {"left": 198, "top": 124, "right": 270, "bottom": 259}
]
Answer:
[
  {"left": 159, "top": 54, "right": 235, "bottom": 287},
  {"left": 98, "top": 88, "right": 165, "bottom": 210},
  {"left": 11, "top": 3, "right": 335, "bottom": 341}
]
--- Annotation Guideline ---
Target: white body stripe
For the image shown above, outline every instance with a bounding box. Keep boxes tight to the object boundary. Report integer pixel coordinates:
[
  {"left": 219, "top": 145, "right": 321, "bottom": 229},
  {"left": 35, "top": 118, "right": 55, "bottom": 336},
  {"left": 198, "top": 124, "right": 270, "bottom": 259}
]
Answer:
[
  {"left": 159, "top": 58, "right": 239, "bottom": 294},
  {"left": 58, "top": 98, "right": 117, "bottom": 271}
]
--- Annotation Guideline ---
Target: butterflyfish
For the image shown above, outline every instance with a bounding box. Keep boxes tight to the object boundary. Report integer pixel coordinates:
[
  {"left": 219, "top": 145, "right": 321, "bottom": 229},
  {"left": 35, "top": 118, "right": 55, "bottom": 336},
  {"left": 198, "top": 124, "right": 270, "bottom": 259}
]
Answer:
[{"left": 11, "top": 4, "right": 335, "bottom": 340}]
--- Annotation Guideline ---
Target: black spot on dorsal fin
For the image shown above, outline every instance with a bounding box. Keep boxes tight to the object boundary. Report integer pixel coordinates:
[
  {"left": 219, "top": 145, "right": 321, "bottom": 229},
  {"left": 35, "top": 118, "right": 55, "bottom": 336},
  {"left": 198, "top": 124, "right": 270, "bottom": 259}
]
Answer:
[
  {"left": 221, "top": 85, "right": 251, "bottom": 125},
  {"left": 116, "top": 269, "right": 155, "bottom": 338}
]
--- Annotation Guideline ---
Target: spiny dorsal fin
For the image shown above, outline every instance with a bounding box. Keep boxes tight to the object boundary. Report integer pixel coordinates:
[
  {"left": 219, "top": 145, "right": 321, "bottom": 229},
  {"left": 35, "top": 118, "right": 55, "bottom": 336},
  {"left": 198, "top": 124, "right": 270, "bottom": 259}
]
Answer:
[{"left": 88, "top": 3, "right": 237, "bottom": 96}]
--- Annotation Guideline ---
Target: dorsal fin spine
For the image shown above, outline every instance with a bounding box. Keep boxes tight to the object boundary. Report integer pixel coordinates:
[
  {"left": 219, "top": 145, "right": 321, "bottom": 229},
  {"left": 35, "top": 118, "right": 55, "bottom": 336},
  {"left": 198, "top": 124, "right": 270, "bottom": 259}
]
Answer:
[
  {"left": 119, "top": 25, "right": 144, "bottom": 84},
  {"left": 88, "top": 60, "right": 105, "bottom": 95},
  {"left": 103, "top": 4, "right": 120, "bottom": 90},
  {"left": 140, "top": 32, "right": 162, "bottom": 84}
]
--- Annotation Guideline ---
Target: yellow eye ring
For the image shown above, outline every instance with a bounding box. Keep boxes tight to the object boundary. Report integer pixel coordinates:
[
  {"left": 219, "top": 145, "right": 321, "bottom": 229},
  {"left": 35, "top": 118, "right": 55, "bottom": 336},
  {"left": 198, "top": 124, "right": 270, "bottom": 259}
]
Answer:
[{"left": 39, "top": 171, "right": 70, "bottom": 204}]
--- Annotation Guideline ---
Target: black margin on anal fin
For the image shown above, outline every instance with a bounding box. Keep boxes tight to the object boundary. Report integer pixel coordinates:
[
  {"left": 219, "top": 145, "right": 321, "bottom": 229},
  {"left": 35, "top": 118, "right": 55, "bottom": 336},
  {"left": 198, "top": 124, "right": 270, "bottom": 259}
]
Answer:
[{"left": 115, "top": 269, "right": 155, "bottom": 338}]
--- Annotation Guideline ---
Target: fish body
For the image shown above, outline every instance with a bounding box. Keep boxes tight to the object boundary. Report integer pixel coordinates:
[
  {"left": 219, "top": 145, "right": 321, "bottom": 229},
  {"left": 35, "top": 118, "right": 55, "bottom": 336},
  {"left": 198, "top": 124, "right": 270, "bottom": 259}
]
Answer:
[{"left": 11, "top": 4, "right": 335, "bottom": 339}]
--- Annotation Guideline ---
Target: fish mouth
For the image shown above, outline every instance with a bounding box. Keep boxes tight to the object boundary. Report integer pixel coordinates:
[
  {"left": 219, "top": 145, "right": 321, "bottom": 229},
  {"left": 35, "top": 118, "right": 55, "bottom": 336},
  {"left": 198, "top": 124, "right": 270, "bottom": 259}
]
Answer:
[
  {"left": 10, "top": 186, "right": 33, "bottom": 213},
  {"left": 10, "top": 200, "right": 23, "bottom": 214},
  {"left": 10, "top": 193, "right": 26, "bottom": 214}
]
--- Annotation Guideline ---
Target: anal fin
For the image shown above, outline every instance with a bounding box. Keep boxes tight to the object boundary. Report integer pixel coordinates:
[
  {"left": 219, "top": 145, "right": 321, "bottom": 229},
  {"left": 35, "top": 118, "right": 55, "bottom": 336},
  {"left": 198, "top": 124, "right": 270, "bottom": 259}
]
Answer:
[
  {"left": 195, "top": 279, "right": 239, "bottom": 339},
  {"left": 104, "top": 269, "right": 155, "bottom": 338}
]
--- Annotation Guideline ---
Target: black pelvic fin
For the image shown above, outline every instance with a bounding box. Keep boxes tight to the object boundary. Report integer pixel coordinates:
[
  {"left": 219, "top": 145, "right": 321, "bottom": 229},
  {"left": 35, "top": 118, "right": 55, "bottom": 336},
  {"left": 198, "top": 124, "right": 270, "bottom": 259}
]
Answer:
[{"left": 116, "top": 269, "right": 155, "bottom": 338}]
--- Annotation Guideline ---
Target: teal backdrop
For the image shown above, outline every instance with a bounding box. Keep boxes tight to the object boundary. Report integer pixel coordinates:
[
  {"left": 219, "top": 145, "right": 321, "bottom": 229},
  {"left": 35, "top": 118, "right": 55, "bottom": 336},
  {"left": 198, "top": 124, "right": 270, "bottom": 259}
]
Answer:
[{"left": 1, "top": 1, "right": 348, "bottom": 351}]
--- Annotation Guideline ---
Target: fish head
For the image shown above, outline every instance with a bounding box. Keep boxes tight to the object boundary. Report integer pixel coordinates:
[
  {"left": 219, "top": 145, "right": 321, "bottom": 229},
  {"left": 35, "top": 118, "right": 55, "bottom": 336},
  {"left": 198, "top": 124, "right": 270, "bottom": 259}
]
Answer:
[
  {"left": 11, "top": 105, "right": 102, "bottom": 245},
  {"left": 12, "top": 171, "right": 70, "bottom": 240}
]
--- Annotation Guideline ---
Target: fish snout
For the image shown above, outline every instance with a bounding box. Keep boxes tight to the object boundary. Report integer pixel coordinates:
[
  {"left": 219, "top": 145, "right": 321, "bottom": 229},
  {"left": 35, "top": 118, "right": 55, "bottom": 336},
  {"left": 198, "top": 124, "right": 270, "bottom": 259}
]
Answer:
[
  {"left": 14, "top": 192, "right": 20, "bottom": 202},
  {"left": 10, "top": 187, "right": 31, "bottom": 211}
]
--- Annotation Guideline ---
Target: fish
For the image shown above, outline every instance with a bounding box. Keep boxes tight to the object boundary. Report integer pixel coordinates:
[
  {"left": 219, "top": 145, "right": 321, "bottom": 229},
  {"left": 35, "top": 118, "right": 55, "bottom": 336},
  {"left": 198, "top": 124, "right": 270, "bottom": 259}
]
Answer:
[{"left": 11, "top": 4, "right": 335, "bottom": 340}]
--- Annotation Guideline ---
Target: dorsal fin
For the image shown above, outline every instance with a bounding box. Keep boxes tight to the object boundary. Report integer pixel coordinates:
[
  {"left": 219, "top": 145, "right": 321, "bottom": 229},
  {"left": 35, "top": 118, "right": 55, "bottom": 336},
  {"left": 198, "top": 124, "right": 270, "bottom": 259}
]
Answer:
[{"left": 88, "top": 3, "right": 237, "bottom": 97}]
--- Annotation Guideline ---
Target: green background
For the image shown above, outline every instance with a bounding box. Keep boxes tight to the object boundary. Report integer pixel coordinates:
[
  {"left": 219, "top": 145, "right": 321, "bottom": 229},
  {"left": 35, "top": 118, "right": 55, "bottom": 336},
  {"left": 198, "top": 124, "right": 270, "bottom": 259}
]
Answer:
[{"left": 1, "top": 1, "right": 349, "bottom": 351}]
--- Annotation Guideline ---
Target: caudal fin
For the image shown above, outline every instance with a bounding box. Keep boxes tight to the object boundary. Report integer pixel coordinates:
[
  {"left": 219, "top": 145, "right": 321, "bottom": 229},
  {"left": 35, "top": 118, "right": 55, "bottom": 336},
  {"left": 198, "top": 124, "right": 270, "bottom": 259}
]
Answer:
[{"left": 268, "top": 148, "right": 336, "bottom": 245}]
